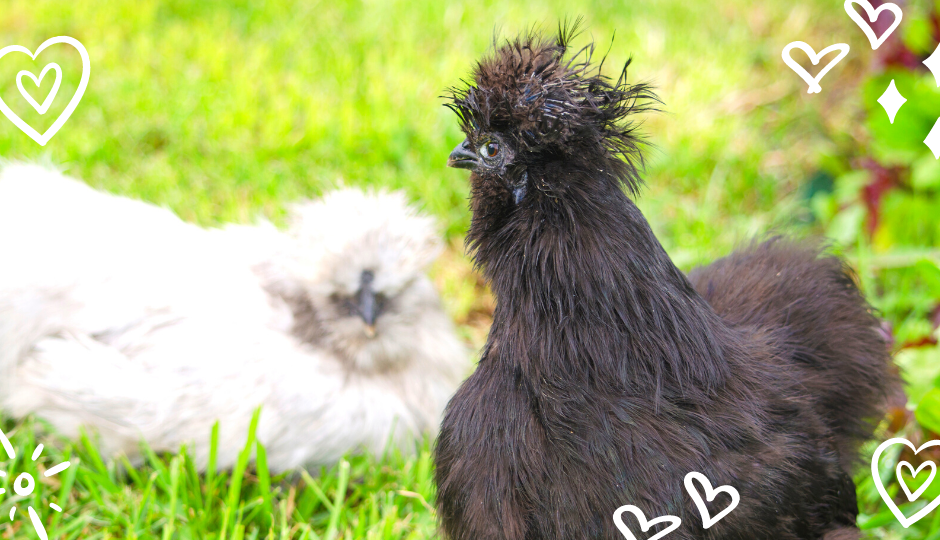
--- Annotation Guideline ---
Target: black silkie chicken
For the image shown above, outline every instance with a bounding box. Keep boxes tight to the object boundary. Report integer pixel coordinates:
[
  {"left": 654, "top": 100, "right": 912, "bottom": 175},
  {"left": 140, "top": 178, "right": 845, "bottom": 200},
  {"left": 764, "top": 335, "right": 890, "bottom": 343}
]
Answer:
[{"left": 434, "top": 25, "right": 898, "bottom": 540}]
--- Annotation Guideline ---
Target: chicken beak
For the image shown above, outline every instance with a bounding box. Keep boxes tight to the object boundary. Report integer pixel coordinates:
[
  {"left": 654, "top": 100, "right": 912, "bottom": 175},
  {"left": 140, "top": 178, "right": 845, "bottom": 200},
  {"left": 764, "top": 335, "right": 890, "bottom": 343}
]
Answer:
[
  {"left": 448, "top": 139, "right": 478, "bottom": 170},
  {"left": 357, "top": 286, "right": 378, "bottom": 328},
  {"left": 356, "top": 270, "right": 379, "bottom": 337}
]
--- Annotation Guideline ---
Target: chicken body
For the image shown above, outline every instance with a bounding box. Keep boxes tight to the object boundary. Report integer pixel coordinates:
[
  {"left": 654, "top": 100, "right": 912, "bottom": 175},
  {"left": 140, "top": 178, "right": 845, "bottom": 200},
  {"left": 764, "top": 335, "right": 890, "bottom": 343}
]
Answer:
[
  {"left": 0, "top": 164, "right": 467, "bottom": 471},
  {"left": 434, "top": 27, "right": 896, "bottom": 540}
]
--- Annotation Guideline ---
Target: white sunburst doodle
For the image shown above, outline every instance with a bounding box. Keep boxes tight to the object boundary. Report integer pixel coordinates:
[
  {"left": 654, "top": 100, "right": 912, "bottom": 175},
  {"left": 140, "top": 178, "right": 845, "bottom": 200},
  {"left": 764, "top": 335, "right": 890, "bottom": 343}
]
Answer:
[{"left": 0, "top": 427, "right": 70, "bottom": 540}]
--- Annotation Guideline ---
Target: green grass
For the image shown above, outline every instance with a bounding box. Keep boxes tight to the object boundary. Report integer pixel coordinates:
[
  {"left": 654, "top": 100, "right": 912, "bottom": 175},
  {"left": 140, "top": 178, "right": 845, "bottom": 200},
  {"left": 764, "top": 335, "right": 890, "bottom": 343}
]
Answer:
[
  {"left": 0, "top": 0, "right": 938, "bottom": 538},
  {"left": 0, "top": 415, "right": 439, "bottom": 540}
]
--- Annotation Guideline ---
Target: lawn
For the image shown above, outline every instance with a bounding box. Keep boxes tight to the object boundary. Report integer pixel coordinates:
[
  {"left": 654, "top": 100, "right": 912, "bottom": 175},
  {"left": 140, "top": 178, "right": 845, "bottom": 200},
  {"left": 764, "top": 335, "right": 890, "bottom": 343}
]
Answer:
[{"left": 0, "top": 0, "right": 938, "bottom": 538}]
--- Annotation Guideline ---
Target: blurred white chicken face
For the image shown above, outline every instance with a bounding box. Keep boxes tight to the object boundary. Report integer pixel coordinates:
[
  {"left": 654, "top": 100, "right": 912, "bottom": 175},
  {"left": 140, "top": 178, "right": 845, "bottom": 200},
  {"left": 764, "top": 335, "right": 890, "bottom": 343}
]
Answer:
[{"left": 282, "top": 189, "right": 443, "bottom": 371}]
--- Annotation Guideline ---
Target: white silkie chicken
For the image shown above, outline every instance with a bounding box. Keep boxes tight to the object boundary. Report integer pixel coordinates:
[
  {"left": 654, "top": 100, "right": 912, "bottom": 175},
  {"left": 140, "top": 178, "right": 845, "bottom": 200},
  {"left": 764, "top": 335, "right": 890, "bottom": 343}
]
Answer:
[{"left": 0, "top": 163, "right": 467, "bottom": 471}]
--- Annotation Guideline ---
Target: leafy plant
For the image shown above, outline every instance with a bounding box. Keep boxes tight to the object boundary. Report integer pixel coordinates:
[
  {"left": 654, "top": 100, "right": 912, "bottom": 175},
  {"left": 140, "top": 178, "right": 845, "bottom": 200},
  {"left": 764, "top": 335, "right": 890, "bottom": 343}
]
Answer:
[{"left": 808, "top": 2, "right": 940, "bottom": 537}]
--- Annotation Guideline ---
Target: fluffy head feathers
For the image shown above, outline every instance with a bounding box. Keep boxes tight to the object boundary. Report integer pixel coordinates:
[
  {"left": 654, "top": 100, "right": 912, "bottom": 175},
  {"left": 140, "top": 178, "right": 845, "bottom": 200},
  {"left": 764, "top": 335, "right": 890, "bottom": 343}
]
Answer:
[
  {"left": 445, "top": 21, "right": 658, "bottom": 195},
  {"left": 271, "top": 188, "right": 450, "bottom": 373},
  {"left": 286, "top": 188, "right": 441, "bottom": 294}
]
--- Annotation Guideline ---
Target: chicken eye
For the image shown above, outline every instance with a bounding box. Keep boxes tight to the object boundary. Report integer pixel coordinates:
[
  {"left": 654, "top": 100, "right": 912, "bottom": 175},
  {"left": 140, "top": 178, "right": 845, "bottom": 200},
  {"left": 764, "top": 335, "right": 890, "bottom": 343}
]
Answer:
[{"left": 479, "top": 142, "right": 500, "bottom": 159}]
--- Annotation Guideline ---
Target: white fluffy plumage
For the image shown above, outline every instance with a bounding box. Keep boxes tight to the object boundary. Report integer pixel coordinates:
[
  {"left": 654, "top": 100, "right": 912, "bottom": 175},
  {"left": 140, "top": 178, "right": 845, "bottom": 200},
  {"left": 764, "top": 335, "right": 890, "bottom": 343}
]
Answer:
[{"left": 0, "top": 163, "right": 468, "bottom": 472}]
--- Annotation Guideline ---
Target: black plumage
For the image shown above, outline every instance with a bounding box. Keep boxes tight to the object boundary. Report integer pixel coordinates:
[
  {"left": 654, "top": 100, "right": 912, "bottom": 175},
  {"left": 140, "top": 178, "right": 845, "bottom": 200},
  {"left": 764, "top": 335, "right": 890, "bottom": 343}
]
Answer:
[{"left": 434, "top": 23, "right": 898, "bottom": 540}]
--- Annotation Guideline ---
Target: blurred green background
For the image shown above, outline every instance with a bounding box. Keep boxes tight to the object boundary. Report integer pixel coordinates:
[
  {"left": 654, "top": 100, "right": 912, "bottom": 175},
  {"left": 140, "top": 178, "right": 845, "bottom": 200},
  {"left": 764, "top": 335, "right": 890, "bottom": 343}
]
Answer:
[{"left": 0, "top": 0, "right": 939, "bottom": 538}]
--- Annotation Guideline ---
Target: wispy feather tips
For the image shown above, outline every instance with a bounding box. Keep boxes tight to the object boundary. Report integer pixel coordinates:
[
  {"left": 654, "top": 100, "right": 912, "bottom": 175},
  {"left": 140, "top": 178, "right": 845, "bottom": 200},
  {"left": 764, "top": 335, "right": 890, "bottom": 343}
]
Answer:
[{"left": 445, "top": 20, "right": 659, "bottom": 195}]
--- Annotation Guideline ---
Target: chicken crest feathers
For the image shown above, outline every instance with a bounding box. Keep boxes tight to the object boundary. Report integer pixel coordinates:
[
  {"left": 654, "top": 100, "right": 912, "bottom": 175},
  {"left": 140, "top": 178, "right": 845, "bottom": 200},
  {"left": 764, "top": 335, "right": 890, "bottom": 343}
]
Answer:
[
  {"left": 445, "top": 19, "right": 660, "bottom": 195},
  {"left": 284, "top": 188, "right": 442, "bottom": 289}
]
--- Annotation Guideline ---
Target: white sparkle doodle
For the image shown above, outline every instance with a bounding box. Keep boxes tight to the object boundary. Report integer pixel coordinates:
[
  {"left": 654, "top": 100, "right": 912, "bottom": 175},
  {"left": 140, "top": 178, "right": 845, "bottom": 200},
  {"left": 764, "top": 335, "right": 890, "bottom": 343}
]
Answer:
[{"left": 0, "top": 427, "right": 70, "bottom": 540}]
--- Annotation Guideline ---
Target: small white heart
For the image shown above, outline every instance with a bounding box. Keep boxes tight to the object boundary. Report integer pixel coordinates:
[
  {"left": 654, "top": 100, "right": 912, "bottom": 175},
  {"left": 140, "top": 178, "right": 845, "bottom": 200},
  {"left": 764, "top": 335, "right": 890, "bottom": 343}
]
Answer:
[
  {"left": 683, "top": 472, "right": 739, "bottom": 529},
  {"left": 844, "top": 0, "right": 903, "bottom": 50},
  {"left": 896, "top": 460, "right": 936, "bottom": 502},
  {"left": 0, "top": 36, "right": 90, "bottom": 146},
  {"left": 872, "top": 438, "right": 940, "bottom": 528},
  {"left": 612, "top": 505, "right": 681, "bottom": 540},
  {"left": 782, "top": 42, "right": 850, "bottom": 94},
  {"left": 16, "top": 62, "right": 62, "bottom": 115}
]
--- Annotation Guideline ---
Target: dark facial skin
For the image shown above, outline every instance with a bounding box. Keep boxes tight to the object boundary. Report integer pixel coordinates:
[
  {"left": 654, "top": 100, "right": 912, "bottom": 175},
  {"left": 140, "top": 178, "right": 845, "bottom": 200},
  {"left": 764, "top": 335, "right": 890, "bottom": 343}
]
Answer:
[{"left": 448, "top": 133, "right": 528, "bottom": 205}]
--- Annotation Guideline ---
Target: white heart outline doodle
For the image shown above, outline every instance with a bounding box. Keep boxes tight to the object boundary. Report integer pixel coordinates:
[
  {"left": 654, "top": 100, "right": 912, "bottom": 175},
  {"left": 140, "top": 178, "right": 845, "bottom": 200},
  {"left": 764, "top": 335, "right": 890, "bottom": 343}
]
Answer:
[
  {"left": 683, "top": 472, "right": 740, "bottom": 529},
  {"left": 0, "top": 36, "right": 90, "bottom": 146},
  {"left": 844, "top": 0, "right": 903, "bottom": 50},
  {"left": 872, "top": 438, "right": 940, "bottom": 528},
  {"left": 612, "top": 505, "right": 681, "bottom": 540},
  {"left": 15, "top": 62, "right": 62, "bottom": 115},
  {"left": 782, "top": 42, "right": 850, "bottom": 94},
  {"left": 897, "top": 461, "right": 937, "bottom": 502}
]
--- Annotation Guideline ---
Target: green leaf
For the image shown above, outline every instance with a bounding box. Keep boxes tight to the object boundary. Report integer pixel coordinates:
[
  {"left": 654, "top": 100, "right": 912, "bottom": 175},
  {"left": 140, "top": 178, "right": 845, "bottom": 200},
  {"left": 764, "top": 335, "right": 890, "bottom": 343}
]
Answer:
[
  {"left": 914, "top": 259, "right": 940, "bottom": 296},
  {"left": 162, "top": 456, "right": 183, "bottom": 540},
  {"left": 916, "top": 388, "right": 940, "bottom": 434},
  {"left": 902, "top": 15, "right": 935, "bottom": 55},
  {"left": 256, "top": 441, "right": 273, "bottom": 529},
  {"left": 325, "top": 460, "right": 351, "bottom": 540},
  {"left": 912, "top": 154, "right": 940, "bottom": 191},
  {"left": 826, "top": 203, "right": 865, "bottom": 246},
  {"left": 222, "top": 407, "right": 263, "bottom": 540}
]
